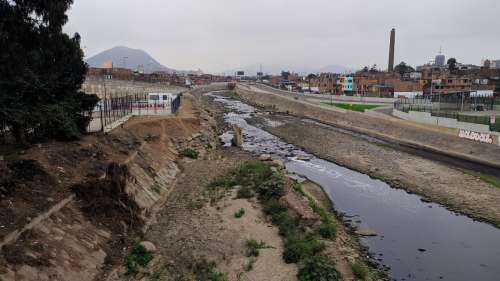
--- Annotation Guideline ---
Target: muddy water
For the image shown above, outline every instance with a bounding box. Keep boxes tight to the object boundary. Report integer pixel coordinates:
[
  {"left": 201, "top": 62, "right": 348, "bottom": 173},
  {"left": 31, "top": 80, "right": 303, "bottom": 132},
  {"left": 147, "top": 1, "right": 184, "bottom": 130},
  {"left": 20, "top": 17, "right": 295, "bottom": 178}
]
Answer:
[{"left": 208, "top": 93, "right": 500, "bottom": 281}]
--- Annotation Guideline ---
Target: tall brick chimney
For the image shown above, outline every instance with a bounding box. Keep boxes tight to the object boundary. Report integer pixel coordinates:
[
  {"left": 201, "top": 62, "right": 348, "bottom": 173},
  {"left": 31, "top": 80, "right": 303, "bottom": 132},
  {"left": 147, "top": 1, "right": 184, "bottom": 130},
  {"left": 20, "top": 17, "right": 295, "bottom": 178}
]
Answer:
[{"left": 388, "top": 28, "right": 395, "bottom": 72}]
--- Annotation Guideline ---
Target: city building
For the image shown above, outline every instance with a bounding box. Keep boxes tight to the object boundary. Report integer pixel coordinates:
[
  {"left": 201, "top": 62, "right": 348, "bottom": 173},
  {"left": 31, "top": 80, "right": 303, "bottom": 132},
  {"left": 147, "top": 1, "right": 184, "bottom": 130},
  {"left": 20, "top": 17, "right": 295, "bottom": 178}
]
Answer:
[{"left": 338, "top": 75, "right": 354, "bottom": 95}]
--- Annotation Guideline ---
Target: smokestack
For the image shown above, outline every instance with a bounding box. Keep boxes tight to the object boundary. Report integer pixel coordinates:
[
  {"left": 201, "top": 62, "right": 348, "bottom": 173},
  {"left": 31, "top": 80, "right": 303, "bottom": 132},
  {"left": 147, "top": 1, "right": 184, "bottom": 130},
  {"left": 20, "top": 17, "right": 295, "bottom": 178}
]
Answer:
[{"left": 388, "top": 28, "right": 395, "bottom": 72}]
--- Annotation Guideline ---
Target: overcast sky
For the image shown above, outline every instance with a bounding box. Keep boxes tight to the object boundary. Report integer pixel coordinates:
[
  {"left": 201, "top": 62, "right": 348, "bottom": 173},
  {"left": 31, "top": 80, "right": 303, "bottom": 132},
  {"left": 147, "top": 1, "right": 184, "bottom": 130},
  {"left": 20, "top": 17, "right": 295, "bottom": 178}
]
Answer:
[{"left": 64, "top": 0, "right": 500, "bottom": 73}]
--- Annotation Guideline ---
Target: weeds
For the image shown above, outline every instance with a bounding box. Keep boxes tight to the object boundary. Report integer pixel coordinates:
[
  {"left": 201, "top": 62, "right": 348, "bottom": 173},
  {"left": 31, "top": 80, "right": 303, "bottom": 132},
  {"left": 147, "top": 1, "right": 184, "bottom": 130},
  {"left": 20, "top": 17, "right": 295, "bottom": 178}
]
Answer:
[
  {"left": 180, "top": 148, "right": 199, "bottom": 159},
  {"left": 462, "top": 169, "right": 500, "bottom": 189},
  {"left": 245, "top": 239, "right": 272, "bottom": 257},
  {"left": 208, "top": 161, "right": 339, "bottom": 280},
  {"left": 351, "top": 261, "right": 370, "bottom": 280},
  {"left": 234, "top": 208, "right": 245, "bottom": 218},
  {"left": 283, "top": 234, "right": 325, "bottom": 263},
  {"left": 124, "top": 242, "right": 154, "bottom": 276},
  {"left": 236, "top": 186, "right": 254, "bottom": 199},
  {"left": 298, "top": 256, "right": 339, "bottom": 281},
  {"left": 193, "top": 259, "right": 229, "bottom": 281},
  {"left": 244, "top": 258, "right": 256, "bottom": 272},
  {"left": 318, "top": 222, "right": 337, "bottom": 239}
]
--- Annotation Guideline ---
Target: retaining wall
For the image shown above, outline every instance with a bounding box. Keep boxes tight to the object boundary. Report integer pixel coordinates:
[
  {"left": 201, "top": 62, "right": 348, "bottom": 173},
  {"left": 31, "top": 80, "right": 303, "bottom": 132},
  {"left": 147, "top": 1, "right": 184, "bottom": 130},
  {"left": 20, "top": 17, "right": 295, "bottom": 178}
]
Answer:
[{"left": 393, "top": 109, "right": 499, "bottom": 136}]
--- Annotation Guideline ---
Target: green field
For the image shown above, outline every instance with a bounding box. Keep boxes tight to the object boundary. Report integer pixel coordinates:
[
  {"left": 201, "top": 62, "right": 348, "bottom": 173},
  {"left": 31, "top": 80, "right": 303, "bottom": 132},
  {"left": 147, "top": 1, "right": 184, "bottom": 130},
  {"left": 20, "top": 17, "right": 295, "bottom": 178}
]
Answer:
[{"left": 321, "top": 102, "right": 382, "bottom": 112}]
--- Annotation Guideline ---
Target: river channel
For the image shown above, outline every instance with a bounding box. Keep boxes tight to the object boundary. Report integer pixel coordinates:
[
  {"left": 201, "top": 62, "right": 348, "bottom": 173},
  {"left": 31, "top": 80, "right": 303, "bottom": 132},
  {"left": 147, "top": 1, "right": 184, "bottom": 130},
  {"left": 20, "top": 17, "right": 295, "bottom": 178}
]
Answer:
[{"left": 208, "top": 92, "right": 500, "bottom": 281}]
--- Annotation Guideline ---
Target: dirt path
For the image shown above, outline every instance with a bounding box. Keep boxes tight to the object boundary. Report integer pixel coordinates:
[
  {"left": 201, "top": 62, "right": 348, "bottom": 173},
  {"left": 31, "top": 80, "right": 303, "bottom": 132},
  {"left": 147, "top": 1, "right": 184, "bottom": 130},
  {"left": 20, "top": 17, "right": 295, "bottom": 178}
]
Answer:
[
  {"left": 263, "top": 117, "right": 500, "bottom": 227},
  {"left": 129, "top": 147, "right": 298, "bottom": 281}
]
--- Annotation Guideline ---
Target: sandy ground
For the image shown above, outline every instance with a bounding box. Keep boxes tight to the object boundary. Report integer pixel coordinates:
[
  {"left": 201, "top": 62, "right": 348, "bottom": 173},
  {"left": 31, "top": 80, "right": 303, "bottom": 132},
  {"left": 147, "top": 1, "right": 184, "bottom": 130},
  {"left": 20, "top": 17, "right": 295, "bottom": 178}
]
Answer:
[
  {"left": 263, "top": 116, "right": 500, "bottom": 227},
  {"left": 117, "top": 147, "right": 298, "bottom": 281}
]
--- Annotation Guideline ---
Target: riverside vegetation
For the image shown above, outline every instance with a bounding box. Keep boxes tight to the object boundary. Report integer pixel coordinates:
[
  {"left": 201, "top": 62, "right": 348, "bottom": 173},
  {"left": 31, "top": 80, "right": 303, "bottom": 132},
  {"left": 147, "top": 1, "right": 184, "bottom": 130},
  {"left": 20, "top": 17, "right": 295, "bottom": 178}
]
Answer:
[{"left": 208, "top": 161, "right": 341, "bottom": 281}]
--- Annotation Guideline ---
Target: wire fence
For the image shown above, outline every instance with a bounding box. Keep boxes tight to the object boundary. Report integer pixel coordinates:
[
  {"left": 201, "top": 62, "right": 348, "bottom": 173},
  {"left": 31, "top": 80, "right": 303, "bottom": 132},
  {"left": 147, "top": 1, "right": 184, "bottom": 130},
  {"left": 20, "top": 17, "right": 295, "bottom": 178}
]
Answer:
[
  {"left": 394, "top": 95, "right": 500, "bottom": 132},
  {"left": 86, "top": 92, "right": 182, "bottom": 133}
]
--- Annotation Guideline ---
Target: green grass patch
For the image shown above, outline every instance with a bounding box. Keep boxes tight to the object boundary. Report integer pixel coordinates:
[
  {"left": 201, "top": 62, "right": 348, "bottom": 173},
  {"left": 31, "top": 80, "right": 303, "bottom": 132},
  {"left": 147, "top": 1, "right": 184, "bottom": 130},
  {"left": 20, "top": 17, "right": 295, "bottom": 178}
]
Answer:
[
  {"left": 298, "top": 256, "right": 339, "bottom": 281},
  {"left": 321, "top": 102, "right": 381, "bottom": 112},
  {"left": 351, "top": 261, "right": 370, "bottom": 280},
  {"left": 180, "top": 148, "right": 199, "bottom": 159},
  {"left": 318, "top": 222, "right": 337, "bottom": 239},
  {"left": 123, "top": 242, "right": 154, "bottom": 276},
  {"left": 462, "top": 169, "right": 500, "bottom": 189},
  {"left": 283, "top": 234, "right": 325, "bottom": 263},
  {"left": 245, "top": 239, "right": 272, "bottom": 257},
  {"left": 234, "top": 208, "right": 245, "bottom": 218}
]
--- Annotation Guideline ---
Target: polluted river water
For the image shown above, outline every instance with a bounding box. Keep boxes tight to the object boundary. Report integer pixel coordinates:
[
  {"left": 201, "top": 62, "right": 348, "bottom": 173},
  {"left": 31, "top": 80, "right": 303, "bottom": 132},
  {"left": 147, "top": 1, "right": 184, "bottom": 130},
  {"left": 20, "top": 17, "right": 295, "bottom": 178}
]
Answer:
[{"left": 207, "top": 92, "right": 500, "bottom": 281}]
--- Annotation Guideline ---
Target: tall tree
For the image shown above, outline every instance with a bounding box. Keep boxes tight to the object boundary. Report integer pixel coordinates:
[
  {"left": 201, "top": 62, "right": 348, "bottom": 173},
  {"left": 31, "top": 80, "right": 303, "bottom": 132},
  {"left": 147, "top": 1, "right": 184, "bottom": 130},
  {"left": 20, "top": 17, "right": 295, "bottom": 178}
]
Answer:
[
  {"left": 0, "top": 0, "right": 98, "bottom": 144},
  {"left": 447, "top": 58, "right": 458, "bottom": 72},
  {"left": 394, "top": 62, "right": 415, "bottom": 76}
]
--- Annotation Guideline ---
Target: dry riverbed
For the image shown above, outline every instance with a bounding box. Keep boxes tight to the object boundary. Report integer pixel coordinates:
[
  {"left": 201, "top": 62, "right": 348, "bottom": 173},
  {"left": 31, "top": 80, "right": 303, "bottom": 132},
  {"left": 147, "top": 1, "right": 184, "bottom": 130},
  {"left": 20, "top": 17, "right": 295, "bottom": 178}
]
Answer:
[{"left": 258, "top": 115, "right": 500, "bottom": 227}]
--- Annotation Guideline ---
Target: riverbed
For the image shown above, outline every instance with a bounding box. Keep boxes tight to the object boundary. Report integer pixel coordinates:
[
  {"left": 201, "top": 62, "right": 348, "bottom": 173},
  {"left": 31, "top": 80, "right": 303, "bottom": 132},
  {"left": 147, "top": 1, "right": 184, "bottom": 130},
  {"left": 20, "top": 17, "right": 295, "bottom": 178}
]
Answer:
[{"left": 208, "top": 92, "right": 500, "bottom": 281}]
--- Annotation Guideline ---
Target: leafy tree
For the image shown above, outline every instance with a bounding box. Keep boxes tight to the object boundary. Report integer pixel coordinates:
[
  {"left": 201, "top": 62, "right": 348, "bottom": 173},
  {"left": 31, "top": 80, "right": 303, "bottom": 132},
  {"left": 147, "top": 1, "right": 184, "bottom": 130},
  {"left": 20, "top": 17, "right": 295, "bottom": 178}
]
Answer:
[
  {"left": 369, "top": 64, "right": 379, "bottom": 73},
  {"left": 0, "top": 0, "right": 98, "bottom": 144},
  {"left": 394, "top": 61, "right": 415, "bottom": 76},
  {"left": 447, "top": 58, "right": 458, "bottom": 72}
]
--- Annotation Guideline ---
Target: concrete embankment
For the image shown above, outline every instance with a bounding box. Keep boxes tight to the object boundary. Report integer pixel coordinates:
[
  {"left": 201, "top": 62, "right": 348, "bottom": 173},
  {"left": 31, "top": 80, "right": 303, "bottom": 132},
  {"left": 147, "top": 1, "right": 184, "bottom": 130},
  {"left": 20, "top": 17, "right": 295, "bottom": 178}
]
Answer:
[{"left": 236, "top": 84, "right": 500, "bottom": 170}]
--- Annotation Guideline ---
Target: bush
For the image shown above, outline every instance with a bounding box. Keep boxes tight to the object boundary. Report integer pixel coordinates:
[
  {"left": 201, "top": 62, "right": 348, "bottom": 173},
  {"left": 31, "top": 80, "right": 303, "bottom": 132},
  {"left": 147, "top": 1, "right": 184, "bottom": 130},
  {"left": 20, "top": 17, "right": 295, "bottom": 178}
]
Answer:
[
  {"left": 318, "top": 222, "right": 337, "bottom": 239},
  {"left": 193, "top": 259, "right": 229, "bottom": 281},
  {"left": 234, "top": 208, "right": 245, "bottom": 218},
  {"left": 123, "top": 242, "right": 154, "bottom": 276},
  {"left": 181, "top": 148, "right": 199, "bottom": 159},
  {"left": 283, "top": 234, "right": 325, "bottom": 263},
  {"left": 351, "top": 261, "right": 370, "bottom": 280},
  {"left": 263, "top": 199, "right": 287, "bottom": 216},
  {"left": 274, "top": 212, "right": 301, "bottom": 237},
  {"left": 298, "top": 256, "right": 339, "bottom": 281},
  {"left": 257, "top": 173, "right": 285, "bottom": 200},
  {"left": 236, "top": 186, "right": 253, "bottom": 199},
  {"left": 245, "top": 239, "right": 270, "bottom": 257}
]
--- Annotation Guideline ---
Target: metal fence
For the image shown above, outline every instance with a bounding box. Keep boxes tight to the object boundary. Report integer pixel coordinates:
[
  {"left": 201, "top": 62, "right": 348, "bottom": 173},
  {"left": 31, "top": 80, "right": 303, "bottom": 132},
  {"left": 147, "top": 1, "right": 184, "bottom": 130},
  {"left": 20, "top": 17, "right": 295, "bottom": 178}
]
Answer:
[
  {"left": 394, "top": 95, "right": 500, "bottom": 132},
  {"left": 86, "top": 92, "right": 182, "bottom": 133}
]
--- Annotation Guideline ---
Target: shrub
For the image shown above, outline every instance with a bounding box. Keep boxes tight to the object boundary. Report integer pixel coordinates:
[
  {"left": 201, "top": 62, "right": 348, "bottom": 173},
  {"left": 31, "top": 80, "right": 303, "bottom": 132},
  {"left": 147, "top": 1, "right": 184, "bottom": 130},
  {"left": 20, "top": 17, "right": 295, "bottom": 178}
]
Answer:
[
  {"left": 181, "top": 148, "right": 199, "bottom": 159},
  {"left": 236, "top": 186, "right": 253, "bottom": 199},
  {"left": 283, "top": 235, "right": 325, "bottom": 263},
  {"left": 274, "top": 212, "right": 301, "bottom": 237},
  {"left": 193, "top": 259, "right": 229, "bottom": 281},
  {"left": 351, "top": 261, "right": 370, "bottom": 280},
  {"left": 245, "top": 239, "right": 271, "bottom": 257},
  {"left": 263, "top": 199, "right": 287, "bottom": 216},
  {"left": 318, "top": 222, "right": 337, "bottom": 239},
  {"left": 123, "top": 242, "right": 154, "bottom": 276},
  {"left": 257, "top": 173, "right": 285, "bottom": 200},
  {"left": 234, "top": 208, "right": 245, "bottom": 218},
  {"left": 297, "top": 256, "right": 339, "bottom": 281}
]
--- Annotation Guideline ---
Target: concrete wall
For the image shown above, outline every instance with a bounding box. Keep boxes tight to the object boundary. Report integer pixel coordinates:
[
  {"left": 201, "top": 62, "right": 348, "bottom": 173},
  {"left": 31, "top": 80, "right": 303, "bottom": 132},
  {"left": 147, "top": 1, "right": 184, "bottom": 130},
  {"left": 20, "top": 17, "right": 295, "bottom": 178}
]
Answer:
[{"left": 393, "top": 109, "right": 499, "bottom": 135}]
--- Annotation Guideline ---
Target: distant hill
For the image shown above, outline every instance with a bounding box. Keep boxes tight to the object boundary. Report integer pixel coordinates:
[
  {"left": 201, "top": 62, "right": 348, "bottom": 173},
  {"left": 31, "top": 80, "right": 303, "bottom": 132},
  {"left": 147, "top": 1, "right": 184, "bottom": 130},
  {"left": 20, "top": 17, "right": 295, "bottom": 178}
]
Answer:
[
  {"left": 223, "top": 64, "right": 353, "bottom": 76},
  {"left": 85, "top": 46, "right": 175, "bottom": 74}
]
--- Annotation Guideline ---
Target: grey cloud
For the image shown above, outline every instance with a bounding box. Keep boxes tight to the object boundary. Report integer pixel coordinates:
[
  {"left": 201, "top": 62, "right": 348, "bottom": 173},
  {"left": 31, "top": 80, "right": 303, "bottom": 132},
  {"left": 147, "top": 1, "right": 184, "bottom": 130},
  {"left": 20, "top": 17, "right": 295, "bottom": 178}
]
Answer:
[{"left": 64, "top": 0, "right": 500, "bottom": 73}]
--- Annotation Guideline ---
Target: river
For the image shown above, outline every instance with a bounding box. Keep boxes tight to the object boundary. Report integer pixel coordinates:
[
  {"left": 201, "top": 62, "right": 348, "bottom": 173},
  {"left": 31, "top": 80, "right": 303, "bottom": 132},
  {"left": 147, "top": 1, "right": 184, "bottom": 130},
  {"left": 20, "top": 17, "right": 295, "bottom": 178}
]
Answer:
[{"left": 208, "top": 93, "right": 500, "bottom": 281}]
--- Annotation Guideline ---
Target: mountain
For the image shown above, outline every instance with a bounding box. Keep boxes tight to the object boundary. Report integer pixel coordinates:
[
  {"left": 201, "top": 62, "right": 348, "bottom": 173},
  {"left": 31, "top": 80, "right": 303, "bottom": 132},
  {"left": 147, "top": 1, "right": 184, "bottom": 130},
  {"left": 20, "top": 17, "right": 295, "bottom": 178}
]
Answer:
[
  {"left": 85, "top": 46, "right": 175, "bottom": 74},
  {"left": 223, "top": 64, "right": 353, "bottom": 76}
]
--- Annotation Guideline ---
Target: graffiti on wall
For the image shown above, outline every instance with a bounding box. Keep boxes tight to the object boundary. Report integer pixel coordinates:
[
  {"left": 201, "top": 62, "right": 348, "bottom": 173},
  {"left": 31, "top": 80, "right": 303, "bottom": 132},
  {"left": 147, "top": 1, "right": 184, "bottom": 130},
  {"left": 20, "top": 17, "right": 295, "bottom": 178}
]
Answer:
[{"left": 458, "top": 129, "right": 493, "bottom": 144}]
